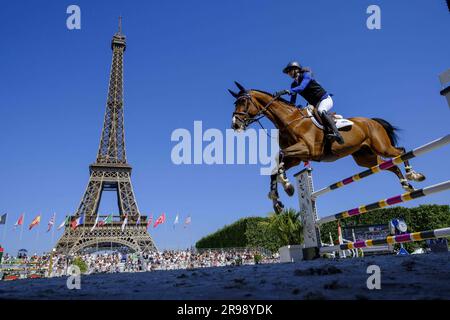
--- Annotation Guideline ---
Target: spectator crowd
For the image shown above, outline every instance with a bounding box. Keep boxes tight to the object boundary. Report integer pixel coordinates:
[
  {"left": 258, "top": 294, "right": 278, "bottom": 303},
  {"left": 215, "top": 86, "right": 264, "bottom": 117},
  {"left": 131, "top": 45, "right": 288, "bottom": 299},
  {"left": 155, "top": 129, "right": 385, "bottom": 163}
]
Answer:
[{"left": 0, "top": 248, "right": 279, "bottom": 279}]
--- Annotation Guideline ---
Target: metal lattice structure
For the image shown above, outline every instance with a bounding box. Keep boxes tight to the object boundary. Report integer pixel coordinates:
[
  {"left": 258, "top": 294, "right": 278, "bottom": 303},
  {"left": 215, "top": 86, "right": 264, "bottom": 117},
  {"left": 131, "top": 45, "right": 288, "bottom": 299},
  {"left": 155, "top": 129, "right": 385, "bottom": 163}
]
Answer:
[{"left": 55, "top": 19, "right": 157, "bottom": 254}]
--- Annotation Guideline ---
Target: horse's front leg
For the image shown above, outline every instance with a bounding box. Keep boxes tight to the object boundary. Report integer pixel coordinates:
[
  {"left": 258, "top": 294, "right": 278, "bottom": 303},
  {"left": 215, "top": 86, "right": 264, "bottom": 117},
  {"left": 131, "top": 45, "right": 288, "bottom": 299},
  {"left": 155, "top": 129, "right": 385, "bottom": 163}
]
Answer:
[
  {"left": 268, "top": 141, "right": 310, "bottom": 214},
  {"left": 277, "top": 141, "right": 310, "bottom": 197},
  {"left": 268, "top": 173, "right": 284, "bottom": 214},
  {"left": 277, "top": 157, "right": 295, "bottom": 197}
]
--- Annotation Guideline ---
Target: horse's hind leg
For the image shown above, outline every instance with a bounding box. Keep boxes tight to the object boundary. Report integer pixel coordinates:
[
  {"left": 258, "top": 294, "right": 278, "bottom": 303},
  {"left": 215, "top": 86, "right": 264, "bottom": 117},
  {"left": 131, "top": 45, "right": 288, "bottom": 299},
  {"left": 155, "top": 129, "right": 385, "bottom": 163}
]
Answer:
[
  {"left": 386, "top": 161, "right": 415, "bottom": 191},
  {"left": 396, "top": 147, "right": 426, "bottom": 182},
  {"left": 367, "top": 126, "right": 422, "bottom": 190},
  {"left": 351, "top": 148, "right": 414, "bottom": 191}
]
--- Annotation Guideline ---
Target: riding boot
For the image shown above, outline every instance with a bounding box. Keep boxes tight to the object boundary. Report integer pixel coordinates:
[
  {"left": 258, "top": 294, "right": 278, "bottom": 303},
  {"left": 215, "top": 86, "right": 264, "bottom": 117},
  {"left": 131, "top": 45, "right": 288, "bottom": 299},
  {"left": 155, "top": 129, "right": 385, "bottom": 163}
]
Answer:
[{"left": 321, "top": 111, "right": 344, "bottom": 145}]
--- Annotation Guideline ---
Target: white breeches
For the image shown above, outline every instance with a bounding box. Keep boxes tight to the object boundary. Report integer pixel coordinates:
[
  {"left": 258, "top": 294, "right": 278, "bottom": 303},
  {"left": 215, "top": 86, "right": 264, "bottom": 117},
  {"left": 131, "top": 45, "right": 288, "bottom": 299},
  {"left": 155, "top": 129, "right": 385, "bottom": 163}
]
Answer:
[{"left": 317, "top": 96, "right": 333, "bottom": 114}]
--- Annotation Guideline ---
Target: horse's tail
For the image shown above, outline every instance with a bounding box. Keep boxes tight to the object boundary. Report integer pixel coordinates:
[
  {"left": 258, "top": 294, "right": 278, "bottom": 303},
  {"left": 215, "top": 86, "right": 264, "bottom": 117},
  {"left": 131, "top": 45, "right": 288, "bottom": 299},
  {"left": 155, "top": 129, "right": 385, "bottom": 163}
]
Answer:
[{"left": 371, "top": 118, "right": 400, "bottom": 146}]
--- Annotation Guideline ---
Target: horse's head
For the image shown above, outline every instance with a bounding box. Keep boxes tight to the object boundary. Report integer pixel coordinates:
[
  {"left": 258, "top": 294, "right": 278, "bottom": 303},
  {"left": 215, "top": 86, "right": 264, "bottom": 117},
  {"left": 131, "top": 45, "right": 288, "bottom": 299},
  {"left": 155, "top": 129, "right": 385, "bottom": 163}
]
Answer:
[{"left": 228, "top": 82, "right": 261, "bottom": 132}]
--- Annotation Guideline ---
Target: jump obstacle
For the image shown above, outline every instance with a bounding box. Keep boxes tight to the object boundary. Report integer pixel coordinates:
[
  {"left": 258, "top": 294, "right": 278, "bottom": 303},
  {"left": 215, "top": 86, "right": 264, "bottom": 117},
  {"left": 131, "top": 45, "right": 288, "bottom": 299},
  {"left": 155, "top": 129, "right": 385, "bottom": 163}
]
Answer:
[
  {"left": 320, "top": 227, "right": 450, "bottom": 254},
  {"left": 294, "top": 134, "right": 450, "bottom": 260}
]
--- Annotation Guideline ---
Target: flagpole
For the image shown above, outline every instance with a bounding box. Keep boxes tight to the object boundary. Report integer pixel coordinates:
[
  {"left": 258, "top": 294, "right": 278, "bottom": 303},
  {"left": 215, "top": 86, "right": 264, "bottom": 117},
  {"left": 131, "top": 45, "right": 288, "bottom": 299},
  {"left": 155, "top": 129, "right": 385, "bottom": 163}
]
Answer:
[
  {"left": 51, "top": 213, "right": 56, "bottom": 244},
  {"left": 176, "top": 214, "right": 180, "bottom": 251},
  {"left": 36, "top": 215, "right": 40, "bottom": 241},
  {"left": 188, "top": 216, "right": 192, "bottom": 251},
  {"left": 165, "top": 214, "right": 168, "bottom": 249},
  {"left": 20, "top": 214, "right": 24, "bottom": 242},
  {"left": 178, "top": 224, "right": 181, "bottom": 251}
]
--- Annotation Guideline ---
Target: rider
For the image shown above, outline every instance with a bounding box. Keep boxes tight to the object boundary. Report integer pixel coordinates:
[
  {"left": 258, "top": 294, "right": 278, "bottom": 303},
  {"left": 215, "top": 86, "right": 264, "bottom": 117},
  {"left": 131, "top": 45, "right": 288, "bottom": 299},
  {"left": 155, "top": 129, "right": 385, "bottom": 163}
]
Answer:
[{"left": 275, "top": 61, "right": 344, "bottom": 144}]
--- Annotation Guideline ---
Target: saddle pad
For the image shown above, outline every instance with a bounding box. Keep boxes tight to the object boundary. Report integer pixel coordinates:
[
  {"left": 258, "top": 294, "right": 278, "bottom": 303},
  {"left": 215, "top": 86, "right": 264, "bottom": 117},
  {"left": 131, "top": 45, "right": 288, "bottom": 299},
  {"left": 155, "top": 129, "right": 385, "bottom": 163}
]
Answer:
[{"left": 305, "top": 105, "right": 353, "bottom": 130}]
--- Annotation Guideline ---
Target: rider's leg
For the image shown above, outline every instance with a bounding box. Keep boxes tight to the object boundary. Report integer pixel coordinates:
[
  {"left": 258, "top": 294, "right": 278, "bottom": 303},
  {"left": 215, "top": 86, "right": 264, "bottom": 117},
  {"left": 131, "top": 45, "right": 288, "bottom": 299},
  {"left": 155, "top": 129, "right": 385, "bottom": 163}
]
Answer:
[{"left": 317, "top": 96, "right": 344, "bottom": 145}]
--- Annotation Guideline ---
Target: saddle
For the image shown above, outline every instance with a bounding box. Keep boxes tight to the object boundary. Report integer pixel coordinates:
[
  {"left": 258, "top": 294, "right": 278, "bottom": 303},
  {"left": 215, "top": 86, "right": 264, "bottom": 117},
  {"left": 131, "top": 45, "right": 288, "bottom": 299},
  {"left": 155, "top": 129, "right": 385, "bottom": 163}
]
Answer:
[{"left": 305, "top": 105, "right": 353, "bottom": 131}]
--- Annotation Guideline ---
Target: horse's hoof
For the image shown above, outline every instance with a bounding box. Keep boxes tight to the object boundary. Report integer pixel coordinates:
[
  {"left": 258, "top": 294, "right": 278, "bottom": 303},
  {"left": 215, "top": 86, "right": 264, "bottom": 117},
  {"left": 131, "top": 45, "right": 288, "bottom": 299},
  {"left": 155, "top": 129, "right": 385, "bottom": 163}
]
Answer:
[
  {"left": 402, "top": 184, "right": 415, "bottom": 192},
  {"left": 406, "top": 171, "right": 426, "bottom": 182},
  {"left": 267, "top": 191, "right": 279, "bottom": 200},
  {"left": 284, "top": 183, "right": 295, "bottom": 197},
  {"left": 273, "top": 201, "right": 284, "bottom": 214}
]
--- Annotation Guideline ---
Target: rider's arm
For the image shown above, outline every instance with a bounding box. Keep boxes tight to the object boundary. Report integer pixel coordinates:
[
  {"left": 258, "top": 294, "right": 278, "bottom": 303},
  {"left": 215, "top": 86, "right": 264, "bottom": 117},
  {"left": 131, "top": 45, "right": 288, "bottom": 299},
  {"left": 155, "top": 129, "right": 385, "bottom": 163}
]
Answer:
[
  {"left": 290, "top": 72, "right": 312, "bottom": 94},
  {"left": 290, "top": 92, "right": 297, "bottom": 105}
]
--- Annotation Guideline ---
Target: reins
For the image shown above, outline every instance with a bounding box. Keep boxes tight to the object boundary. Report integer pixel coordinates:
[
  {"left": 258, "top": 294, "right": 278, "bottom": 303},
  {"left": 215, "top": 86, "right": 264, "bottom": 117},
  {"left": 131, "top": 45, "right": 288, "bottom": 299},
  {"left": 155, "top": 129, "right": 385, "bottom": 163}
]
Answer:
[
  {"left": 233, "top": 92, "right": 312, "bottom": 138},
  {"left": 232, "top": 93, "right": 279, "bottom": 138}
]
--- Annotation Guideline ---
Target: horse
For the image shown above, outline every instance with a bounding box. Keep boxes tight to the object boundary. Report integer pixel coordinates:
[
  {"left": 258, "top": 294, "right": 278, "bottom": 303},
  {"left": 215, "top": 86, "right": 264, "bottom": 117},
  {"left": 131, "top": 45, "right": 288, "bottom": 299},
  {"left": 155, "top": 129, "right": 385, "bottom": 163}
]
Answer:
[{"left": 228, "top": 82, "right": 426, "bottom": 214}]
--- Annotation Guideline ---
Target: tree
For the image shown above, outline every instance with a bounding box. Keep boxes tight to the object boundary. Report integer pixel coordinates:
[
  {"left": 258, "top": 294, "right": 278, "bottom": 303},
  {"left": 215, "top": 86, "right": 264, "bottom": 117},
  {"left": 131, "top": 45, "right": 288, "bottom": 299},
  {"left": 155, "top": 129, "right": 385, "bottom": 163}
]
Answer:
[
  {"left": 72, "top": 257, "right": 88, "bottom": 274},
  {"left": 267, "top": 208, "right": 303, "bottom": 246}
]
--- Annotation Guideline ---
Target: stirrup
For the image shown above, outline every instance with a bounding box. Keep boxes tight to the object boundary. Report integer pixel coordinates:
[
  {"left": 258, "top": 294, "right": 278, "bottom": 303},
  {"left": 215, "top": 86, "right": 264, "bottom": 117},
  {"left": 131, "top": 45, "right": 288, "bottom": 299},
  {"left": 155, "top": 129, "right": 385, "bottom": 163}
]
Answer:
[{"left": 327, "top": 133, "right": 344, "bottom": 144}]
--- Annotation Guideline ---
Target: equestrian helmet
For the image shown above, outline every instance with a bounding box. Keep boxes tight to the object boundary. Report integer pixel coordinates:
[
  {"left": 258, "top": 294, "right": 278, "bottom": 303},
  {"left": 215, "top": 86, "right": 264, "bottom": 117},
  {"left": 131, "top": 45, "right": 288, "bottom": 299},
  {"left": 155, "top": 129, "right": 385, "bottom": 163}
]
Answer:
[{"left": 283, "top": 61, "right": 302, "bottom": 74}]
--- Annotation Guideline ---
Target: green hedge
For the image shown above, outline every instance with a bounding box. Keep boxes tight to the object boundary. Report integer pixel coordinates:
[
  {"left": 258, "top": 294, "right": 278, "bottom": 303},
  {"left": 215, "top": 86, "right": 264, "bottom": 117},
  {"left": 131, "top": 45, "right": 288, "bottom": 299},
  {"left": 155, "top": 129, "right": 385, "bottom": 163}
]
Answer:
[
  {"left": 196, "top": 209, "right": 303, "bottom": 252},
  {"left": 195, "top": 217, "right": 267, "bottom": 249}
]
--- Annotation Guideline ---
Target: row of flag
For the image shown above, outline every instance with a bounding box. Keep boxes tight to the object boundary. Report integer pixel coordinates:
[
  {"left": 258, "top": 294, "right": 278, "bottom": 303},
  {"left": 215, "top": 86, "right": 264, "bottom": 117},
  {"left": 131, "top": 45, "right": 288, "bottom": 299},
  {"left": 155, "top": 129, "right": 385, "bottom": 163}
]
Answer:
[{"left": 0, "top": 212, "right": 192, "bottom": 233}]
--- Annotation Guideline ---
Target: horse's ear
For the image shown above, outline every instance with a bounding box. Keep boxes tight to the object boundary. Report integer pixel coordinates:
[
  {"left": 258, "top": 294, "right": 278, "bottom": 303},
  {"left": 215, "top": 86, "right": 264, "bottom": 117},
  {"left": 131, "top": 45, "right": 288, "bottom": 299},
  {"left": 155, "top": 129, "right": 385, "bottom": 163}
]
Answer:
[
  {"left": 234, "top": 81, "right": 246, "bottom": 92},
  {"left": 228, "top": 89, "right": 239, "bottom": 98}
]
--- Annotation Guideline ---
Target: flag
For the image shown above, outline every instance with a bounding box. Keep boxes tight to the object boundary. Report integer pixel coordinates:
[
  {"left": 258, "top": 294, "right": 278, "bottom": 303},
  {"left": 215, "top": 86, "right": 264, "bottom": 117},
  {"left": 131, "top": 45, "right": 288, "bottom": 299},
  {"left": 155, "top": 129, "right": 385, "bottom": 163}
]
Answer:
[
  {"left": 184, "top": 215, "right": 191, "bottom": 228},
  {"left": 90, "top": 215, "right": 99, "bottom": 232},
  {"left": 121, "top": 214, "right": 128, "bottom": 232},
  {"left": 98, "top": 214, "right": 113, "bottom": 227},
  {"left": 57, "top": 216, "right": 69, "bottom": 230},
  {"left": 146, "top": 215, "right": 153, "bottom": 229},
  {"left": 136, "top": 213, "right": 141, "bottom": 226},
  {"left": 29, "top": 215, "right": 41, "bottom": 230},
  {"left": 173, "top": 214, "right": 179, "bottom": 228},
  {"left": 47, "top": 213, "right": 56, "bottom": 232},
  {"left": 0, "top": 213, "right": 7, "bottom": 225},
  {"left": 153, "top": 213, "right": 166, "bottom": 228},
  {"left": 70, "top": 215, "right": 84, "bottom": 230},
  {"left": 14, "top": 214, "right": 24, "bottom": 229}
]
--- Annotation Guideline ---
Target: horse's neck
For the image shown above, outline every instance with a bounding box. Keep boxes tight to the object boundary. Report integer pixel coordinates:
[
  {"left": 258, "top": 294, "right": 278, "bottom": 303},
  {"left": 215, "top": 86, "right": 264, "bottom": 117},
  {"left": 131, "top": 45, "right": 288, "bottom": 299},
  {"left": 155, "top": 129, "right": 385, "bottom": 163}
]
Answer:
[{"left": 252, "top": 92, "right": 300, "bottom": 129}]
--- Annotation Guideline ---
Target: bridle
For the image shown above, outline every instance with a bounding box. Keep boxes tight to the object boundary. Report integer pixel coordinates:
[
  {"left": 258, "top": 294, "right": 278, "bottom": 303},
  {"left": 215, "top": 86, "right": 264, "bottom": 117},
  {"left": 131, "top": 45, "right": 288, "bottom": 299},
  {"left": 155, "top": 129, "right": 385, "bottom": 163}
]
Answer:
[
  {"left": 232, "top": 92, "right": 280, "bottom": 130},
  {"left": 232, "top": 91, "right": 312, "bottom": 137}
]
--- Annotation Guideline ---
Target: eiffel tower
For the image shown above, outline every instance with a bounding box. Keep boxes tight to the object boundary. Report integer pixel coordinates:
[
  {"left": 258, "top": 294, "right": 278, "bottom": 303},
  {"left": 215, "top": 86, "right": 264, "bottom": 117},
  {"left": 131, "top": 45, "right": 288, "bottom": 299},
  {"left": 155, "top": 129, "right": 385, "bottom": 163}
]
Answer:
[{"left": 55, "top": 19, "right": 157, "bottom": 254}]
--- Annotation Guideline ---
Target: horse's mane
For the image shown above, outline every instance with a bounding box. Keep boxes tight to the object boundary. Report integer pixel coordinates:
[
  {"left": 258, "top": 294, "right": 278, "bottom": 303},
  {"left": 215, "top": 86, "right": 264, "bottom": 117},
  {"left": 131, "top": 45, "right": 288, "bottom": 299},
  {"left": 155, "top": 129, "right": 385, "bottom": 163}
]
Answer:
[{"left": 250, "top": 89, "right": 296, "bottom": 107}]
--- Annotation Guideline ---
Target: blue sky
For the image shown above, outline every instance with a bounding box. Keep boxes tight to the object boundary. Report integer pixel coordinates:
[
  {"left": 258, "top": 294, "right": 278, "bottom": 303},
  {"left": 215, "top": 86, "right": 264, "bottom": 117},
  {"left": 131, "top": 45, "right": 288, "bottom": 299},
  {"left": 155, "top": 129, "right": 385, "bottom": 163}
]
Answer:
[{"left": 0, "top": 1, "right": 449, "bottom": 255}]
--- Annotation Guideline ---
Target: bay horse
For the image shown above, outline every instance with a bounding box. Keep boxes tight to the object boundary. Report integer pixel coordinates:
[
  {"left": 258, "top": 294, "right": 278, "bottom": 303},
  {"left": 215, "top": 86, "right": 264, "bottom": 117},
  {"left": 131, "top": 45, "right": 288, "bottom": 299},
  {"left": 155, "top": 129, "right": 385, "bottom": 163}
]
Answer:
[{"left": 228, "top": 82, "right": 425, "bottom": 214}]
